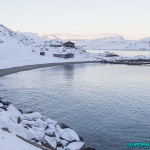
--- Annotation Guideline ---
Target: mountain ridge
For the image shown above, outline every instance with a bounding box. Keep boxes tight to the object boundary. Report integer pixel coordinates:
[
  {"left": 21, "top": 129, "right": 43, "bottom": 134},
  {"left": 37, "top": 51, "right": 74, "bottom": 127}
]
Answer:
[{"left": 0, "top": 24, "right": 150, "bottom": 50}]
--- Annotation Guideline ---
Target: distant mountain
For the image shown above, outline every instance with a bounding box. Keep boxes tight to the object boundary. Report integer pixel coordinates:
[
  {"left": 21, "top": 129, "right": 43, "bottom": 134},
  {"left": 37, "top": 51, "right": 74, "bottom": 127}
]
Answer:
[
  {"left": 22, "top": 32, "right": 61, "bottom": 43},
  {"left": 0, "top": 24, "right": 62, "bottom": 50},
  {"left": 1, "top": 24, "right": 150, "bottom": 50},
  {"left": 53, "top": 33, "right": 122, "bottom": 40},
  {"left": 75, "top": 36, "right": 150, "bottom": 50}
]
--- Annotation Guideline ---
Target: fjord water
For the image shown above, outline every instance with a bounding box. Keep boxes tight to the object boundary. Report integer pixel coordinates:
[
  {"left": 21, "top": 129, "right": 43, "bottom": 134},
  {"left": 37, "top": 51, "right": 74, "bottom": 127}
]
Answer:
[
  {"left": 87, "top": 50, "right": 150, "bottom": 57},
  {"left": 0, "top": 63, "right": 150, "bottom": 149}
]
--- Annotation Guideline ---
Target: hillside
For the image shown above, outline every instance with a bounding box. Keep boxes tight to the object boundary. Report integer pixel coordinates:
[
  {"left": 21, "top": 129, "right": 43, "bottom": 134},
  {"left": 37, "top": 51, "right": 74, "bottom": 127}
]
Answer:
[
  {"left": 1, "top": 24, "right": 150, "bottom": 69},
  {"left": 0, "top": 24, "right": 93, "bottom": 69}
]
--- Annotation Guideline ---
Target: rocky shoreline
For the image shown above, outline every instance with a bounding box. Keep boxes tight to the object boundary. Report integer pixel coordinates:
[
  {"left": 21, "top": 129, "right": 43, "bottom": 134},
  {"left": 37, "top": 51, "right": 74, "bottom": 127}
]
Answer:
[{"left": 0, "top": 98, "right": 95, "bottom": 150}]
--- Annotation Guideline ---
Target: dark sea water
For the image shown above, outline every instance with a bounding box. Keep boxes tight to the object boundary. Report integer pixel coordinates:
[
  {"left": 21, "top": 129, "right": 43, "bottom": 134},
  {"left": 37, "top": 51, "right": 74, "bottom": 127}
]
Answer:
[{"left": 0, "top": 63, "right": 150, "bottom": 149}]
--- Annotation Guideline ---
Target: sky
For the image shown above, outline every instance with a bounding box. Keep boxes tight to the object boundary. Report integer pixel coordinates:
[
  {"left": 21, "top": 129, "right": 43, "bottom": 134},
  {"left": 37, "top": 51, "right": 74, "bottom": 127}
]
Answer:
[{"left": 0, "top": 0, "right": 150, "bottom": 40}]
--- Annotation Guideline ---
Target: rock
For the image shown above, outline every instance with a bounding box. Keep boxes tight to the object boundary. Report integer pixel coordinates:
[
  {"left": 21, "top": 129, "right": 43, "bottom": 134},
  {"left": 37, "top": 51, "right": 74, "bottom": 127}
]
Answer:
[
  {"left": 48, "top": 124, "right": 56, "bottom": 131},
  {"left": 56, "top": 147, "right": 64, "bottom": 150},
  {"left": 55, "top": 131, "right": 61, "bottom": 142},
  {"left": 59, "top": 123, "right": 71, "bottom": 129},
  {"left": 41, "top": 141, "right": 55, "bottom": 150},
  {"left": 79, "top": 135, "right": 84, "bottom": 142},
  {"left": 0, "top": 105, "right": 7, "bottom": 111},
  {"left": 2, "top": 101, "right": 11, "bottom": 106},
  {"left": 65, "top": 142, "right": 85, "bottom": 150},
  {"left": 26, "top": 111, "right": 34, "bottom": 114},
  {"left": 31, "top": 126, "right": 45, "bottom": 140},
  {"left": 45, "top": 118, "right": 57, "bottom": 126},
  {"left": 56, "top": 125, "right": 80, "bottom": 142},
  {"left": 85, "top": 147, "right": 96, "bottom": 150},
  {"left": 31, "top": 138, "right": 40, "bottom": 143},
  {"left": 20, "top": 112, "right": 42, "bottom": 121},
  {"left": 44, "top": 136, "right": 57, "bottom": 149},
  {"left": 0, "top": 97, "right": 2, "bottom": 102},
  {"left": 36, "top": 118, "right": 47, "bottom": 129},
  {"left": 7, "top": 104, "right": 21, "bottom": 116},
  {"left": 57, "top": 141, "right": 63, "bottom": 147},
  {"left": 45, "top": 128, "right": 55, "bottom": 137},
  {"left": 18, "top": 109, "right": 24, "bottom": 114},
  {"left": 0, "top": 103, "right": 3, "bottom": 107},
  {"left": 17, "top": 117, "right": 21, "bottom": 124},
  {"left": 60, "top": 140, "right": 69, "bottom": 147},
  {"left": 0, "top": 101, "right": 92, "bottom": 149},
  {"left": 20, "top": 120, "right": 38, "bottom": 127}
]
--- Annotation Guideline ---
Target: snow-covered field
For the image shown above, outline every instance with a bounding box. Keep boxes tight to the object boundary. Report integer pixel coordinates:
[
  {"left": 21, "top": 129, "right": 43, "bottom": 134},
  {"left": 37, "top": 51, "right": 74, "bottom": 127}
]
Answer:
[{"left": 0, "top": 129, "right": 41, "bottom": 150}]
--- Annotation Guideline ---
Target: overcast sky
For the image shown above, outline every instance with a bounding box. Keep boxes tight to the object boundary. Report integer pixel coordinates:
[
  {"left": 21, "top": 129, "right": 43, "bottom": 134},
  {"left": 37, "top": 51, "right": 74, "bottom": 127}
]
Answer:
[{"left": 0, "top": 0, "right": 150, "bottom": 39}]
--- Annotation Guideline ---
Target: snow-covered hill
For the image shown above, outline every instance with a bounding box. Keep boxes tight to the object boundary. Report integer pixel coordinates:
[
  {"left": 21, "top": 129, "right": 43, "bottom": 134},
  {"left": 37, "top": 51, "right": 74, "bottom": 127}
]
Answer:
[
  {"left": 0, "top": 24, "right": 94, "bottom": 69},
  {"left": 1, "top": 24, "right": 150, "bottom": 51},
  {"left": 0, "top": 24, "right": 35, "bottom": 47},
  {"left": 1, "top": 24, "right": 150, "bottom": 69},
  {"left": 22, "top": 32, "right": 62, "bottom": 44}
]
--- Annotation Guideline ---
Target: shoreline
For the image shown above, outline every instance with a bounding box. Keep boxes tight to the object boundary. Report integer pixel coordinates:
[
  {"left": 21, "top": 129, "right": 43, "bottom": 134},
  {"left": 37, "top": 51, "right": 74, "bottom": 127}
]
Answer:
[
  {"left": 1, "top": 59, "right": 150, "bottom": 78},
  {"left": 0, "top": 61, "right": 99, "bottom": 78}
]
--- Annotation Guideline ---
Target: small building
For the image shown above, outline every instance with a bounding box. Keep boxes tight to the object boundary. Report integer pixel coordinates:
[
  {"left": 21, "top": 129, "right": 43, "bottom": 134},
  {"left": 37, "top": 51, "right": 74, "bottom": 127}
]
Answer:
[
  {"left": 53, "top": 53, "right": 74, "bottom": 59},
  {"left": 63, "top": 41, "right": 75, "bottom": 48},
  {"left": 40, "top": 52, "right": 45, "bottom": 56},
  {"left": 50, "top": 45, "right": 62, "bottom": 47}
]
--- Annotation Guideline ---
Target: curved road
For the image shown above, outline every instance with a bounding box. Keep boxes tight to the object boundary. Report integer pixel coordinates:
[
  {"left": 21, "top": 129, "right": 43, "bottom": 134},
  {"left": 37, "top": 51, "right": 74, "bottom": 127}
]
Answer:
[{"left": 0, "top": 61, "right": 98, "bottom": 77}]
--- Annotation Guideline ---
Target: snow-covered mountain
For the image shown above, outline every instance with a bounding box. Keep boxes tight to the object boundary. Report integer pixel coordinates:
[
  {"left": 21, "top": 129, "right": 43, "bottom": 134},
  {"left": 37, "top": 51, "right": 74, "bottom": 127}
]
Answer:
[
  {"left": 0, "top": 24, "right": 90, "bottom": 69},
  {"left": 22, "top": 32, "right": 61, "bottom": 44},
  {"left": 0, "top": 24, "right": 35, "bottom": 47},
  {"left": 1, "top": 24, "right": 150, "bottom": 51},
  {"left": 75, "top": 36, "right": 150, "bottom": 50}
]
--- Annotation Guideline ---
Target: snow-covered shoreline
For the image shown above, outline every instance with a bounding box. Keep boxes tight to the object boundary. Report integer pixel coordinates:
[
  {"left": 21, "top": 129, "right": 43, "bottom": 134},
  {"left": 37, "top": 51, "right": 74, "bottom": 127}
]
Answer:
[
  {"left": 0, "top": 61, "right": 98, "bottom": 78},
  {"left": 0, "top": 98, "right": 95, "bottom": 150}
]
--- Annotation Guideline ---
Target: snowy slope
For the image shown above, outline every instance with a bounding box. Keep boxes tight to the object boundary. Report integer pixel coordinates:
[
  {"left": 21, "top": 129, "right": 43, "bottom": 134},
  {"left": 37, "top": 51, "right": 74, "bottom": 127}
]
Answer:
[
  {"left": 0, "top": 24, "right": 35, "bottom": 47},
  {"left": 1, "top": 24, "right": 150, "bottom": 69},
  {"left": 0, "top": 24, "right": 95, "bottom": 69},
  {"left": 0, "top": 129, "right": 40, "bottom": 150},
  {"left": 22, "top": 32, "right": 62, "bottom": 45}
]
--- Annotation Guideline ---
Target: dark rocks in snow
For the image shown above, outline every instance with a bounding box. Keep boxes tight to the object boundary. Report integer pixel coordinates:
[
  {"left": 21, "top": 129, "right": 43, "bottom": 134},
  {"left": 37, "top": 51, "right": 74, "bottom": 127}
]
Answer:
[
  {"left": 41, "top": 140, "right": 55, "bottom": 150},
  {"left": 0, "top": 99, "right": 95, "bottom": 150},
  {"left": 85, "top": 147, "right": 96, "bottom": 150},
  {"left": 17, "top": 117, "right": 21, "bottom": 124},
  {"left": 26, "top": 110, "right": 34, "bottom": 114},
  {"left": 2, "top": 101, "right": 11, "bottom": 106},
  {"left": 59, "top": 123, "right": 71, "bottom": 129},
  {"left": 0, "top": 105, "right": 7, "bottom": 111},
  {"left": 79, "top": 135, "right": 84, "bottom": 142},
  {"left": 18, "top": 109, "right": 24, "bottom": 114}
]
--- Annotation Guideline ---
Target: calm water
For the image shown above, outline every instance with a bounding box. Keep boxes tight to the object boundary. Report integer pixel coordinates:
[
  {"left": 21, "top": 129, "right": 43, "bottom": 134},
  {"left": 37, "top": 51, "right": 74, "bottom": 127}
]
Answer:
[
  {"left": 0, "top": 63, "right": 150, "bottom": 150},
  {"left": 87, "top": 50, "right": 150, "bottom": 57}
]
